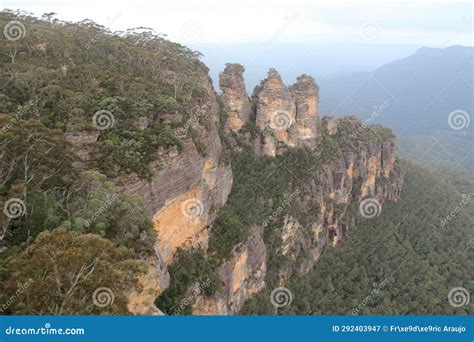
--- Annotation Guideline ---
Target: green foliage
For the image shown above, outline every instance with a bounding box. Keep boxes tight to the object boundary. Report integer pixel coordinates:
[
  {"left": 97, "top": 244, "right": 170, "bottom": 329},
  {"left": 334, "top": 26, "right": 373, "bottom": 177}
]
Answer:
[
  {"left": 0, "top": 228, "right": 145, "bottom": 315},
  {"left": 155, "top": 248, "right": 221, "bottom": 315},
  {"left": 91, "top": 123, "right": 182, "bottom": 178},
  {"left": 0, "top": 10, "right": 211, "bottom": 177},
  {"left": 240, "top": 121, "right": 259, "bottom": 138},
  {"left": 209, "top": 147, "right": 322, "bottom": 259},
  {"left": 216, "top": 98, "right": 228, "bottom": 139},
  {"left": 398, "top": 132, "right": 474, "bottom": 193},
  {"left": 60, "top": 171, "right": 155, "bottom": 256},
  {"left": 0, "top": 10, "right": 218, "bottom": 315},
  {"left": 0, "top": 121, "right": 155, "bottom": 256},
  {"left": 318, "top": 117, "right": 396, "bottom": 164},
  {"left": 242, "top": 160, "right": 473, "bottom": 315},
  {"left": 0, "top": 116, "right": 77, "bottom": 248},
  {"left": 161, "top": 145, "right": 334, "bottom": 311},
  {"left": 92, "top": 129, "right": 155, "bottom": 178},
  {"left": 192, "top": 136, "right": 208, "bottom": 157}
]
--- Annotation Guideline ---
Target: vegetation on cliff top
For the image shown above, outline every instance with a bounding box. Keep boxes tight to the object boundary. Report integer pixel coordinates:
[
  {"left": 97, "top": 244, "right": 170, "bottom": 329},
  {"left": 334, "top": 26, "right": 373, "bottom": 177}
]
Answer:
[
  {"left": 158, "top": 113, "right": 399, "bottom": 314},
  {"left": 2, "top": 10, "right": 465, "bottom": 318},
  {"left": 242, "top": 160, "right": 473, "bottom": 315},
  {"left": 0, "top": 10, "right": 211, "bottom": 178},
  {"left": 0, "top": 228, "right": 145, "bottom": 315},
  {"left": 0, "top": 10, "right": 211, "bottom": 314}
]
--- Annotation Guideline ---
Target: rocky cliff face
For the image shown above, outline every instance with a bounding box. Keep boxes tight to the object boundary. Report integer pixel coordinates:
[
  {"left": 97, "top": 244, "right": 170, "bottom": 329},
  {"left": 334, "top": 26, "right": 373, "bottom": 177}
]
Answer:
[
  {"left": 192, "top": 227, "right": 266, "bottom": 315},
  {"left": 190, "top": 124, "right": 402, "bottom": 314},
  {"left": 276, "top": 134, "right": 402, "bottom": 278},
  {"left": 219, "top": 64, "right": 252, "bottom": 132},
  {"left": 192, "top": 67, "right": 403, "bottom": 314},
  {"left": 67, "top": 61, "right": 403, "bottom": 315},
  {"left": 116, "top": 75, "right": 233, "bottom": 314},
  {"left": 127, "top": 64, "right": 403, "bottom": 316},
  {"left": 250, "top": 69, "right": 319, "bottom": 156},
  {"left": 116, "top": 76, "right": 232, "bottom": 261},
  {"left": 64, "top": 131, "right": 100, "bottom": 170}
]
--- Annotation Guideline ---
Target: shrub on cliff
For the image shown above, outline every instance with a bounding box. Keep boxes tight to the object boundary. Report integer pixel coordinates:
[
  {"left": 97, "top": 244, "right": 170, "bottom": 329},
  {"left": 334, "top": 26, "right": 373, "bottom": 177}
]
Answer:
[
  {"left": 0, "top": 9, "right": 210, "bottom": 176},
  {"left": 0, "top": 228, "right": 145, "bottom": 315},
  {"left": 156, "top": 248, "right": 221, "bottom": 315}
]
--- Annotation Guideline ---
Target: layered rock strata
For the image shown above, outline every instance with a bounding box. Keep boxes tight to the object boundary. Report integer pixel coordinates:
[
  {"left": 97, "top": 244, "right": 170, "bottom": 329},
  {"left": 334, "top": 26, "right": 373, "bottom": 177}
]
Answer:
[
  {"left": 67, "top": 62, "right": 404, "bottom": 315},
  {"left": 219, "top": 64, "right": 252, "bottom": 132}
]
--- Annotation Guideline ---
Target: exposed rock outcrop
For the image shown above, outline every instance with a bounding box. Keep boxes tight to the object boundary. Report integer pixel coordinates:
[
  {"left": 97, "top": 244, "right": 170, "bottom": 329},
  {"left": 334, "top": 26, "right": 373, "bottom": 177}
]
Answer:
[
  {"left": 64, "top": 131, "right": 100, "bottom": 169},
  {"left": 219, "top": 63, "right": 252, "bottom": 132},
  {"left": 192, "top": 226, "right": 266, "bottom": 315},
  {"left": 127, "top": 258, "right": 169, "bottom": 315},
  {"left": 64, "top": 63, "right": 404, "bottom": 316},
  {"left": 250, "top": 69, "right": 319, "bottom": 156},
  {"left": 275, "top": 133, "right": 403, "bottom": 277},
  {"left": 114, "top": 75, "right": 233, "bottom": 314},
  {"left": 116, "top": 76, "right": 233, "bottom": 266},
  {"left": 322, "top": 116, "right": 338, "bottom": 135},
  {"left": 188, "top": 120, "right": 403, "bottom": 313},
  {"left": 253, "top": 68, "right": 296, "bottom": 156},
  {"left": 207, "top": 66, "right": 404, "bottom": 312},
  {"left": 289, "top": 74, "right": 319, "bottom": 148}
]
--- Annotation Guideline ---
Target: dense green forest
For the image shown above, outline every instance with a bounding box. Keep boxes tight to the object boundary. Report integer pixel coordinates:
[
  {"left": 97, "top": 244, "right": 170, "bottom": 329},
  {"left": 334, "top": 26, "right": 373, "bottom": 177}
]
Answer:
[
  {"left": 0, "top": 10, "right": 471, "bottom": 316},
  {"left": 0, "top": 10, "right": 210, "bottom": 178},
  {"left": 0, "top": 10, "right": 208, "bottom": 314},
  {"left": 156, "top": 118, "right": 397, "bottom": 314},
  {"left": 398, "top": 132, "right": 473, "bottom": 193},
  {"left": 242, "top": 160, "right": 473, "bottom": 315}
]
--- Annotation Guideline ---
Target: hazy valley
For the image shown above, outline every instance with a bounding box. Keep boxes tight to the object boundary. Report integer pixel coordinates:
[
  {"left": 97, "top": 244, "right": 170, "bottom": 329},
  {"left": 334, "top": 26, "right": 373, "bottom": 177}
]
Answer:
[{"left": 0, "top": 10, "right": 472, "bottom": 317}]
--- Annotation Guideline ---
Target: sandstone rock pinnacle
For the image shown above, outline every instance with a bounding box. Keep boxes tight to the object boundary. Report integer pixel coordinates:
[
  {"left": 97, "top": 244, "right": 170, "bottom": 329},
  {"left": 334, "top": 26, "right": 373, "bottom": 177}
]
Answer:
[{"left": 219, "top": 63, "right": 252, "bottom": 132}]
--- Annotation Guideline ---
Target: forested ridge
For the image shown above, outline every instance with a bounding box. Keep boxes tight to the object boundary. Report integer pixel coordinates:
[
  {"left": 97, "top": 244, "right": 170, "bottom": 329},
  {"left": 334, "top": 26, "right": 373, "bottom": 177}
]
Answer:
[
  {"left": 0, "top": 10, "right": 471, "bottom": 316},
  {"left": 242, "top": 160, "right": 473, "bottom": 315},
  {"left": 0, "top": 10, "right": 207, "bottom": 314}
]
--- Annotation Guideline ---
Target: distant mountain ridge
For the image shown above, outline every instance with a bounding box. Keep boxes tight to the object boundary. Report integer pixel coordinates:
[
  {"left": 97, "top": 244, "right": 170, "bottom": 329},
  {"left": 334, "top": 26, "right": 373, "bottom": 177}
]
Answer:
[
  {"left": 194, "top": 43, "right": 420, "bottom": 92},
  {"left": 318, "top": 45, "right": 473, "bottom": 135}
]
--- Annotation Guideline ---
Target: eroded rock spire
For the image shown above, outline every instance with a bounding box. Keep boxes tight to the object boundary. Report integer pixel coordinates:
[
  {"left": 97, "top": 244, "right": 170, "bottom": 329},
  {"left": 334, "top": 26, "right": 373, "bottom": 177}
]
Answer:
[{"left": 219, "top": 63, "right": 252, "bottom": 132}]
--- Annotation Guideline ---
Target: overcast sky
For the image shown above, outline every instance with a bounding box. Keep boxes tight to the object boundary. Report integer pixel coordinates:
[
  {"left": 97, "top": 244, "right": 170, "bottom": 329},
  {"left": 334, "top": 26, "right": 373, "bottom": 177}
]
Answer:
[{"left": 1, "top": 0, "right": 472, "bottom": 46}]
